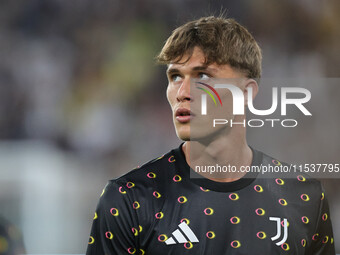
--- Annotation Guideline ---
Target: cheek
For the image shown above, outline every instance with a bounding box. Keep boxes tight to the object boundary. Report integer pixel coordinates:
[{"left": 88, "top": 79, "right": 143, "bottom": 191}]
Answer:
[
  {"left": 214, "top": 90, "right": 234, "bottom": 117},
  {"left": 166, "top": 85, "right": 176, "bottom": 108}
]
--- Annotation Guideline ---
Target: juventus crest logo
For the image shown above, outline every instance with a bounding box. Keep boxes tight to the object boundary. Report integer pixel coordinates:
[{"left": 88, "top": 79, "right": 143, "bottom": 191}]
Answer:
[{"left": 269, "top": 217, "right": 288, "bottom": 246}]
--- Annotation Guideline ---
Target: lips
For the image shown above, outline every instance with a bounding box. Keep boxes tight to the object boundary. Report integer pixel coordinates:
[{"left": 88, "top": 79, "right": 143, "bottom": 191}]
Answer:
[{"left": 175, "top": 108, "right": 194, "bottom": 123}]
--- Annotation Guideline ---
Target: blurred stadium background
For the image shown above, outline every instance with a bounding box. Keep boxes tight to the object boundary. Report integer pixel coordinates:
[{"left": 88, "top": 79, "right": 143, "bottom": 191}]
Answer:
[{"left": 0, "top": 0, "right": 339, "bottom": 253}]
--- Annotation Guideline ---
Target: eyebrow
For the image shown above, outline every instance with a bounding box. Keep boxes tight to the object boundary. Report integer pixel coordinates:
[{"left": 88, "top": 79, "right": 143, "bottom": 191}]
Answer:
[
  {"left": 166, "top": 68, "right": 180, "bottom": 76},
  {"left": 166, "top": 66, "right": 218, "bottom": 75}
]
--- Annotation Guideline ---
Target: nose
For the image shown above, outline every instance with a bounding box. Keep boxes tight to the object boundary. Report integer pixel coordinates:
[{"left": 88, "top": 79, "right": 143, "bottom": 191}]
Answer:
[{"left": 176, "top": 77, "right": 192, "bottom": 102}]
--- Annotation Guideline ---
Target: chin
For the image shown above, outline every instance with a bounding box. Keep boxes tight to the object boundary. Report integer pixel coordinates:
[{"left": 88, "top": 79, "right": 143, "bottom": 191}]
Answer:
[
  {"left": 176, "top": 130, "right": 212, "bottom": 142},
  {"left": 179, "top": 136, "right": 190, "bottom": 141},
  {"left": 176, "top": 130, "right": 190, "bottom": 141},
  {"left": 179, "top": 127, "right": 229, "bottom": 143}
]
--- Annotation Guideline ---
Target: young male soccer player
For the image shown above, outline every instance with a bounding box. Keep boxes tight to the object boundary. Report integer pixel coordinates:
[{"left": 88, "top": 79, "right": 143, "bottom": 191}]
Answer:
[{"left": 86, "top": 16, "right": 335, "bottom": 254}]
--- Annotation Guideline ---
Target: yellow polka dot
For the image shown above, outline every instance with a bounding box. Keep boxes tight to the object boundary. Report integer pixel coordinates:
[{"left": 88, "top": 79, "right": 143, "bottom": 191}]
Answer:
[
  {"left": 272, "top": 159, "right": 281, "bottom": 166},
  {"left": 132, "top": 227, "right": 138, "bottom": 236},
  {"left": 204, "top": 208, "right": 214, "bottom": 215},
  {"left": 322, "top": 213, "right": 328, "bottom": 221},
  {"left": 147, "top": 172, "right": 156, "bottom": 178},
  {"left": 200, "top": 187, "right": 210, "bottom": 192},
  {"left": 254, "top": 185, "right": 263, "bottom": 192},
  {"left": 181, "top": 218, "right": 190, "bottom": 225},
  {"left": 158, "top": 234, "right": 168, "bottom": 242},
  {"left": 105, "top": 231, "right": 114, "bottom": 239},
  {"left": 300, "top": 194, "right": 310, "bottom": 201},
  {"left": 278, "top": 198, "right": 288, "bottom": 206},
  {"left": 184, "top": 241, "right": 193, "bottom": 249},
  {"left": 281, "top": 242, "right": 290, "bottom": 251},
  {"left": 302, "top": 216, "right": 309, "bottom": 224},
  {"left": 275, "top": 178, "right": 284, "bottom": 185},
  {"left": 206, "top": 231, "right": 215, "bottom": 239},
  {"left": 231, "top": 240, "right": 241, "bottom": 248},
  {"left": 322, "top": 236, "right": 329, "bottom": 243},
  {"left": 230, "top": 216, "right": 240, "bottom": 224},
  {"left": 127, "top": 247, "right": 136, "bottom": 254},
  {"left": 153, "top": 191, "right": 161, "bottom": 198},
  {"left": 110, "top": 208, "right": 119, "bottom": 216},
  {"left": 255, "top": 208, "right": 265, "bottom": 216},
  {"left": 119, "top": 186, "right": 127, "bottom": 194},
  {"left": 257, "top": 231, "right": 266, "bottom": 239},
  {"left": 173, "top": 175, "right": 182, "bottom": 182},
  {"left": 178, "top": 196, "right": 188, "bottom": 204},
  {"left": 168, "top": 156, "right": 176, "bottom": 162},
  {"left": 133, "top": 201, "right": 140, "bottom": 209},
  {"left": 229, "top": 193, "right": 239, "bottom": 201},
  {"left": 155, "top": 212, "right": 164, "bottom": 219},
  {"left": 88, "top": 236, "right": 95, "bottom": 245},
  {"left": 297, "top": 175, "right": 306, "bottom": 182},
  {"left": 126, "top": 182, "right": 135, "bottom": 188}
]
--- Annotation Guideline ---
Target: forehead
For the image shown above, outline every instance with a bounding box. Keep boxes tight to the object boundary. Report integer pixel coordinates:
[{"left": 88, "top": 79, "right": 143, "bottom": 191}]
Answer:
[
  {"left": 166, "top": 47, "right": 241, "bottom": 78},
  {"left": 167, "top": 47, "right": 207, "bottom": 71}
]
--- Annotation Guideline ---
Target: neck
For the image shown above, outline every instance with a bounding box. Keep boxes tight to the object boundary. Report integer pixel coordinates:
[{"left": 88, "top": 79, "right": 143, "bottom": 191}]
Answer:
[{"left": 182, "top": 122, "right": 252, "bottom": 182}]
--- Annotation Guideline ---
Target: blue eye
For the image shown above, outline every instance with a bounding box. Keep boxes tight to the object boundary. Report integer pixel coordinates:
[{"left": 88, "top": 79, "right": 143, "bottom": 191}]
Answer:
[
  {"left": 171, "top": 74, "right": 182, "bottom": 82},
  {"left": 198, "top": 73, "right": 210, "bottom": 80}
]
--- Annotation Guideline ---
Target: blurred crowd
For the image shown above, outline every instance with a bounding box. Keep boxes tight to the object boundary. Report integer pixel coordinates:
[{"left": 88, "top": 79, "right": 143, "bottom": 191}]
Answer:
[{"left": 0, "top": 0, "right": 339, "bottom": 253}]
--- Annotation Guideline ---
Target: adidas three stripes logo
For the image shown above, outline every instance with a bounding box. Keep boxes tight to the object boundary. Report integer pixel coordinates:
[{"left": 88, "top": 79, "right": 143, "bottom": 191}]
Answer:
[{"left": 165, "top": 222, "right": 199, "bottom": 245}]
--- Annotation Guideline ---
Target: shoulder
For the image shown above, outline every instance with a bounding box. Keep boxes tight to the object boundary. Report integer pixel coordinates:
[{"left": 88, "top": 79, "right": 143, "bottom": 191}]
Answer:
[
  {"left": 100, "top": 148, "right": 179, "bottom": 203},
  {"left": 258, "top": 150, "right": 324, "bottom": 200},
  {"left": 113, "top": 149, "right": 177, "bottom": 186}
]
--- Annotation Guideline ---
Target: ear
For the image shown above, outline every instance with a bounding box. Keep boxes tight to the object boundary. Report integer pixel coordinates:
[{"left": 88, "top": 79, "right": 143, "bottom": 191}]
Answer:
[{"left": 243, "top": 79, "right": 259, "bottom": 106}]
